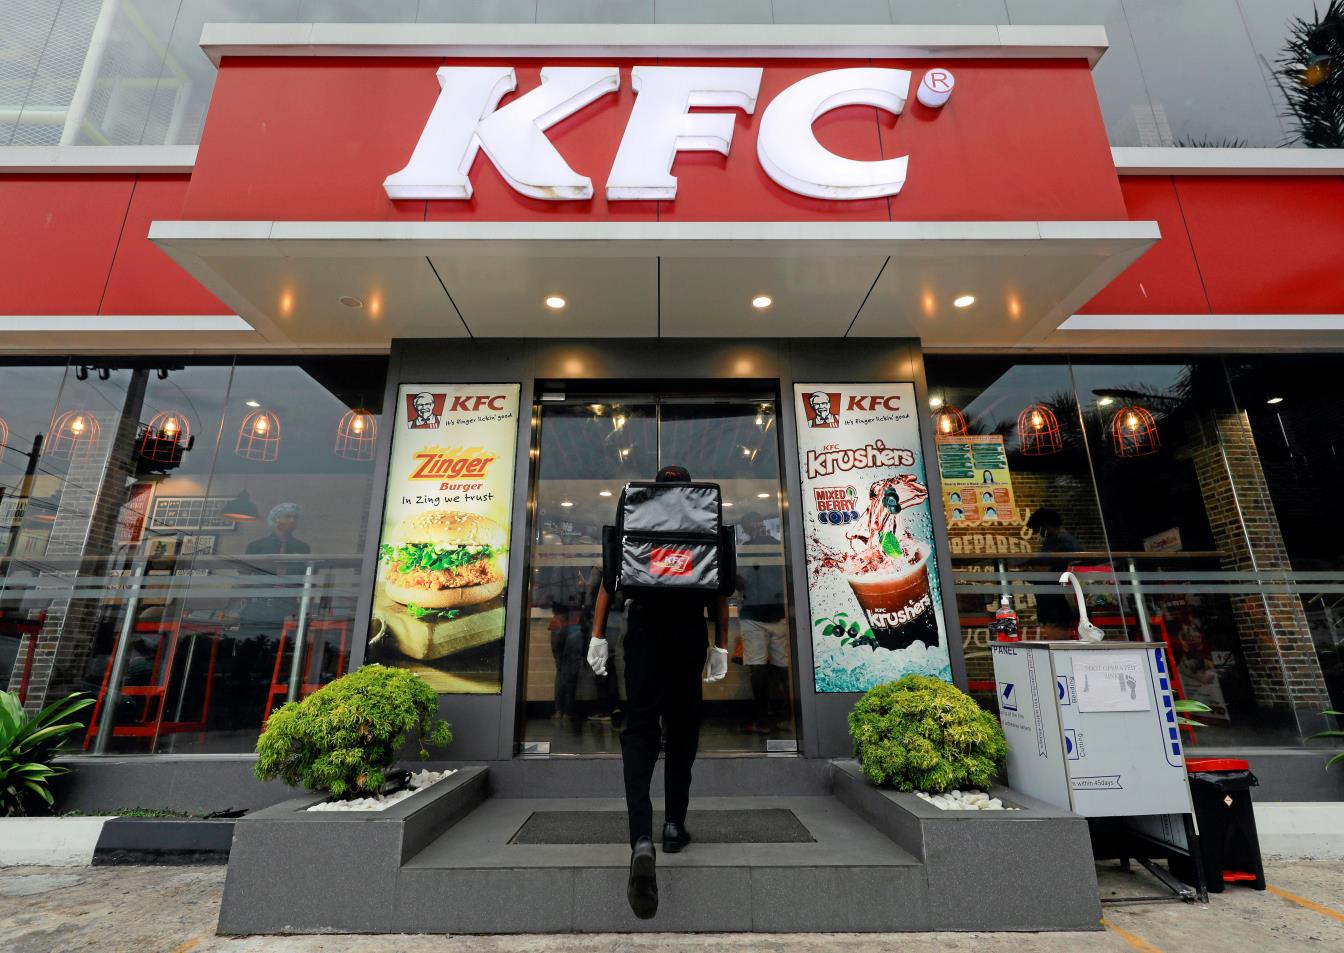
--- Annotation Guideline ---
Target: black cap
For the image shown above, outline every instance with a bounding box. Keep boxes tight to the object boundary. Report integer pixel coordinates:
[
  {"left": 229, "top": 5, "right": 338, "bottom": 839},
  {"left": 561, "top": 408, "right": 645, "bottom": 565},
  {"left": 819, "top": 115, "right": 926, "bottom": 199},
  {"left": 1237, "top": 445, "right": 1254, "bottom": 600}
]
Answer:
[{"left": 656, "top": 464, "right": 691, "bottom": 483}]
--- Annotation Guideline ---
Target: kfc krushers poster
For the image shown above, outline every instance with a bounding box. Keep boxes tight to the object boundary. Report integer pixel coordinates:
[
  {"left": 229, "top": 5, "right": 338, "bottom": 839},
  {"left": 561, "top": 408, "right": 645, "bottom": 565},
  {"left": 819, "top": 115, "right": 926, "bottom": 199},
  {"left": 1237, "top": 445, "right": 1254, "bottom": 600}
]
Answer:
[
  {"left": 367, "top": 383, "right": 520, "bottom": 693},
  {"left": 794, "top": 383, "right": 952, "bottom": 693}
]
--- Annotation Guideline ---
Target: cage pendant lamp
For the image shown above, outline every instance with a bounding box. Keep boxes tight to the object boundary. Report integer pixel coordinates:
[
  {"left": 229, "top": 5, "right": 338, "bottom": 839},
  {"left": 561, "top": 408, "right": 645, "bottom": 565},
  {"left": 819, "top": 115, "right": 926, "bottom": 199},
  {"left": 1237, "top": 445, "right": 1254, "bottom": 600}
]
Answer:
[
  {"left": 932, "top": 405, "right": 968, "bottom": 437},
  {"left": 137, "top": 411, "right": 193, "bottom": 465},
  {"left": 1110, "top": 404, "right": 1161, "bottom": 457},
  {"left": 1017, "top": 403, "right": 1062, "bottom": 455},
  {"left": 334, "top": 408, "right": 378, "bottom": 461},
  {"left": 236, "top": 409, "right": 281, "bottom": 462},
  {"left": 48, "top": 410, "right": 101, "bottom": 460}
]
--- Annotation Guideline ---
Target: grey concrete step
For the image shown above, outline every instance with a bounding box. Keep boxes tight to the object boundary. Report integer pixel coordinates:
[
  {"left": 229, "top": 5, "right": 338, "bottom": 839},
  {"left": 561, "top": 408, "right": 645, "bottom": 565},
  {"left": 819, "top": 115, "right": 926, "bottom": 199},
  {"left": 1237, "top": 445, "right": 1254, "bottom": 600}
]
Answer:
[
  {"left": 397, "top": 795, "right": 928, "bottom": 932},
  {"left": 469, "top": 753, "right": 833, "bottom": 799}
]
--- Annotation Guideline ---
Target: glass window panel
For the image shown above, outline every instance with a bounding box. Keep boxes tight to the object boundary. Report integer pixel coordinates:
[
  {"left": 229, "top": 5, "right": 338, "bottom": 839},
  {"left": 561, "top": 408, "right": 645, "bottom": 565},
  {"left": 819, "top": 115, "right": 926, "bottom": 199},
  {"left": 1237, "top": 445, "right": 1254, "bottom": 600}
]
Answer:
[
  {"left": 653, "top": 0, "right": 773, "bottom": 24},
  {"left": 179, "top": 358, "right": 385, "bottom": 753},
  {"left": 140, "top": 1, "right": 303, "bottom": 146},
  {"left": 9, "top": 0, "right": 101, "bottom": 146},
  {"left": 924, "top": 358, "right": 1114, "bottom": 705},
  {"left": 1122, "top": 0, "right": 1283, "bottom": 147},
  {"left": 521, "top": 396, "right": 659, "bottom": 754},
  {"left": 75, "top": 362, "right": 234, "bottom": 755},
  {"left": 299, "top": 0, "right": 419, "bottom": 21},
  {"left": 2, "top": 357, "right": 385, "bottom": 755},
  {"left": 771, "top": 0, "right": 891, "bottom": 24},
  {"left": 0, "top": 362, "right": 70, "bottom": 702},
  {"left": 0, "top": 1, "right": 63, "bottom": 146},
  {"left": 1072, "top": 359, "right": 1307, "bottom": 745},
  {"left": 536, "top": 0, "right": 655, "bottom": 25},
  {"left": 1007, "top": 0, "right": 1161, "bottom": 146},
  {"left": 1225, "top": 356, "right": 1344, "bottom": 727},
  {"left": 417, "top": 1, "right": 540, "bottom": 22},
  {"left": 1235, "top": 0, "right": 1333, "bottom": 148},
  {"left": 519, "top": 391, "right": 797, "bottom": 754},
  {"left": 889, "top": 0, "right": 1008, "bottom": 23}
]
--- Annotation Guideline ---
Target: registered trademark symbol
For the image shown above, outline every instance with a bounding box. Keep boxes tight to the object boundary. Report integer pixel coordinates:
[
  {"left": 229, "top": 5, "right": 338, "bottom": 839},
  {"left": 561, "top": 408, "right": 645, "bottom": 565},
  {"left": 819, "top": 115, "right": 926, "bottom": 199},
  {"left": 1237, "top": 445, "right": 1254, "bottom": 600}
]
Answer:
[{"left": 917, "top": 68, "right": 956, "bottom": 108}]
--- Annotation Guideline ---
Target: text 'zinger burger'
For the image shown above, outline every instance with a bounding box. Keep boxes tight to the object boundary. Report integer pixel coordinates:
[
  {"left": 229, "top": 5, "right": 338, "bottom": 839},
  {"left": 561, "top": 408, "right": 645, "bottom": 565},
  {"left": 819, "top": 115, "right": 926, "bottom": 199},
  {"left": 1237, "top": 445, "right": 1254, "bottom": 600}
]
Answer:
[{"left": 379, "top": 511, "right": 506, "bottom": 612}]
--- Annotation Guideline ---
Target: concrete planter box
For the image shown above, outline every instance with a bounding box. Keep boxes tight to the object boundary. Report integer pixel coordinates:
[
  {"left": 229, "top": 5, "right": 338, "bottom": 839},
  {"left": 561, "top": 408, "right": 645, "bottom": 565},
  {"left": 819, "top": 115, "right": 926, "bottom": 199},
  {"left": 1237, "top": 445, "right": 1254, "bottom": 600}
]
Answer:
[
  {"left": 217, "top": 765, "right": 488, "bottom": 935},
  {"left": 93, "top": 817, "right": 236, "bottom": 865},
  {"left": 830, "top": 760, "right": 1102, "bottom": 931}
]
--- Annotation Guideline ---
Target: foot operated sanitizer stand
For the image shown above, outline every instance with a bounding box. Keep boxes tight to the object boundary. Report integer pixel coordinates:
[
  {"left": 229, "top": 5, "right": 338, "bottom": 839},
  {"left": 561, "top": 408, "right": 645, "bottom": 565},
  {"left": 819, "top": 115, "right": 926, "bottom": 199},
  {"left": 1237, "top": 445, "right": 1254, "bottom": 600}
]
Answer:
[{"left": 990, "top": 582, "right": 1207, "bottom": 903}]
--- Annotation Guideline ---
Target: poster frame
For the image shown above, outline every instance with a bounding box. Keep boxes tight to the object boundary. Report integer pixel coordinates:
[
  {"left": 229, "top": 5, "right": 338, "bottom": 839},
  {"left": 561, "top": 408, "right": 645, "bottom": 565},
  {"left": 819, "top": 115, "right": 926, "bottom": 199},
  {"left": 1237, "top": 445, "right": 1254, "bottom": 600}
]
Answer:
[
  {"left": 792, "top": 380, "right": 961, "bottom": 695},
  {"left": 358, "top": 379, "right": 523, "bottom": 695}
]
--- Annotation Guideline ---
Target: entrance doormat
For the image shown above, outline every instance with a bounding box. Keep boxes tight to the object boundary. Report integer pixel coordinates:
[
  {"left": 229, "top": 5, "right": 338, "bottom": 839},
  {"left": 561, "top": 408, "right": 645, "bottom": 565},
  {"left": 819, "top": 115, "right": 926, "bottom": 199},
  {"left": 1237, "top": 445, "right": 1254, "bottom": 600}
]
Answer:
[{"left": 510, "top": 809, "right": 815, "bottom": 845}]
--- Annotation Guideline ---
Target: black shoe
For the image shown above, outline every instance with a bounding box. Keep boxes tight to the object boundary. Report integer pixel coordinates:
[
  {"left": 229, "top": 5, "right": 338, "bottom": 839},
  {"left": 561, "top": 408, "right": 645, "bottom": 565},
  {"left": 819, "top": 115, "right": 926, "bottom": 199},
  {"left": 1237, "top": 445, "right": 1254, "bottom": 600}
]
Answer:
[
  {"left": 627, "top": 837, "right": 658, "bottom": 919},
  {"left": 662, "top": 820, "right": 691, "bottom": 853}
]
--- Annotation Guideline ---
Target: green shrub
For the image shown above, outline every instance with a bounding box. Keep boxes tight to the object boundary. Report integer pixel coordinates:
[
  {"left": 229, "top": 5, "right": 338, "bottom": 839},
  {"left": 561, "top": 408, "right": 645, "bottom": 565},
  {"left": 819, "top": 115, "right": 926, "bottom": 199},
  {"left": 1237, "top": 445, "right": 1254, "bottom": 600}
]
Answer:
[
  {"left": 848, "top": 675, "right": 1007, "bottom": 793},
  {"left": 254, "top": 665, "right": 452, "bottom": 799},
  {"left": 1, "top": 690, "right": 94, "bottom": 817}
]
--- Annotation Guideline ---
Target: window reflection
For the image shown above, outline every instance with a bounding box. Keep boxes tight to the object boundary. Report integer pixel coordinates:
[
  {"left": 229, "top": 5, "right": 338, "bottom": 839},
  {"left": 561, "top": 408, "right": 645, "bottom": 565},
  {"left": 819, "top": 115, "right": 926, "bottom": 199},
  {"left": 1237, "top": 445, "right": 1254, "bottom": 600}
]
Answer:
[
  {"left": 0, "top": 357, "right": 384, "bottom": 755},
  {"left": 522, "top": 393, "right": 796, "bottom": 754},
  {"left": 930, "top": 356, "right": 1331, "bottom": 747}
]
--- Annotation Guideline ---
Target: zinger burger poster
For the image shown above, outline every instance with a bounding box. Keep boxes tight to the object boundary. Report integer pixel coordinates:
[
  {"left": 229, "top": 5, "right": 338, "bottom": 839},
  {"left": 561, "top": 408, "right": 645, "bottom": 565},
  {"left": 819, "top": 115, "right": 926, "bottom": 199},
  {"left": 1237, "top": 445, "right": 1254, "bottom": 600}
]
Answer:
[{"left": 368, "top": 383, "right": 520, "bottom": 694}]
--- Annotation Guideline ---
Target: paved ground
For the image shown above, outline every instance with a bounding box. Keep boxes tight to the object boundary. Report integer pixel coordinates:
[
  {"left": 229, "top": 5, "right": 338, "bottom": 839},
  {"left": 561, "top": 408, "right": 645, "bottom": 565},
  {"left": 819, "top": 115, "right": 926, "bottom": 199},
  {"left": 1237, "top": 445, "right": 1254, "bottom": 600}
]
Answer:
[{"left": 0, "top": 860, "right": 1341, "bottom": 953}]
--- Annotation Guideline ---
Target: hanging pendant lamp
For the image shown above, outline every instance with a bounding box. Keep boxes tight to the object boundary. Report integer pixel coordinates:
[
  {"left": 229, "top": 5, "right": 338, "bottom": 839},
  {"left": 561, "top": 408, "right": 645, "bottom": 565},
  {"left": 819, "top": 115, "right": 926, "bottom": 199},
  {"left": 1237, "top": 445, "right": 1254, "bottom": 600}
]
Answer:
[
  {"left": 1109, "top": 404, "right": 1161, "bottom": 457},
  {"left": 237, "top": 408, "right": 281, "bottom": 462},
  {"left": 932, "top": 405, "right": 968, "bottom": 437},
  {"left": 48, "top": 410, "right": 101, "bottom": 461},
  {"left": 136, "top": 411, "right": 194, "bottom": 466},
  {"left": 334, "top": 408, "right": 378, "bottom": 461},
  {"left": 1016, "top": 403, "right": 1063, "bottom": 455}
]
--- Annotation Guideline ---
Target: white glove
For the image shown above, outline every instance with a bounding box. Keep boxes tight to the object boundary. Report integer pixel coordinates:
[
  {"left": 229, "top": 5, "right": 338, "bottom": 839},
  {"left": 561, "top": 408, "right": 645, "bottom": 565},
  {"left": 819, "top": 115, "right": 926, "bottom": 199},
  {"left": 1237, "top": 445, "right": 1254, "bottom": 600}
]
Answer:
[
  {"left": 705, "top": 646, "right": 729, "bottom": 683},
  {"left": 587, "top": 637, "right": 609, "bottom": 677}
]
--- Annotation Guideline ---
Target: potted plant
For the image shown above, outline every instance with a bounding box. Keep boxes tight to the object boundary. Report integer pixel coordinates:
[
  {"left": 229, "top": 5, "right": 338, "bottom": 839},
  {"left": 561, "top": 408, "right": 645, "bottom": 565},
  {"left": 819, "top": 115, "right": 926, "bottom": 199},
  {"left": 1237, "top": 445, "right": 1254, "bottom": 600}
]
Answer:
[
  {"left": 848, "top": 675, "right": 1007, "bottom": 794},
  {"left": 1, "top": 690, "right": 93, "bottom": 817},
  {"left": 254, "top": 664, "right": 452, "bottom": 800}
]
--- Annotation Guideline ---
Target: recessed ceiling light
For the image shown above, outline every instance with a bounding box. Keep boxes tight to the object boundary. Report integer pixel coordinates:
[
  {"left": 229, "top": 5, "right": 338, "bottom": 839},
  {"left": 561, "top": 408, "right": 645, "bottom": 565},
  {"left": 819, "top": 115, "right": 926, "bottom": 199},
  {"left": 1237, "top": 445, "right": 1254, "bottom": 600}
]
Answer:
[
  {"left": 756, "top": 492, "right": 770, "bottom": 499},
  {"left": 560, "top": 500, "right": 573, "bottom": 507},
  {"left": 929, "top": 397, "right": 944, "bottom": 410},
  {"left": 599, "top": 490, "right": 612, "bottom": 497},
  {"left": 752, "top": 295, "right": 773, "bottom": 310},
  {"left": 1098, "top": 397, "right": 1115, "bottom": 407},
  {"left": 245, "top": 400, "right": 260, "bottom": 408},
  {"left": 339, "top": 295, "right": 363, "bottom": 309},
  {"left": 953, "top": 294, "right": 976, "bottom": 309},
  {"left": 723, "top": 501, "right": 734, "bottom": 508},
  {"left": 1266, "top": 396, "right": 1284, "bottom": 405},
  {"left": 545, "top": 295, "right": 566, "bottom": 310}
]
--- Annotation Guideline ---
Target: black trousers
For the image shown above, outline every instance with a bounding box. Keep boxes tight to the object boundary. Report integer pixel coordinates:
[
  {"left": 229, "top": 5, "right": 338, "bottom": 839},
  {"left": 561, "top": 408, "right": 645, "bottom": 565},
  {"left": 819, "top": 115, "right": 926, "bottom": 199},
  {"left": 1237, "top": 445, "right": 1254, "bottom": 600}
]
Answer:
[{"left": 620, "top": 600, "right": 708, "bottom": 847}]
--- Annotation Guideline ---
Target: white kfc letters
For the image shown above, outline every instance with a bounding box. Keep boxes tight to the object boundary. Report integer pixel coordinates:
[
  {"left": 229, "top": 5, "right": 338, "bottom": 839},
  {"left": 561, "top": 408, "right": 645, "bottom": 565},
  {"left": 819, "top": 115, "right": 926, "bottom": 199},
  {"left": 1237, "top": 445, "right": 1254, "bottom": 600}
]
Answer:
[
  {"left": 384, "top": 64, "right": 951, "bottom": 202},
  {"left": 384, "top": 65, "right": 619, "bottom": 200},
  {"left": 605, "top": 67, "right": 762, "bottom": 200}
]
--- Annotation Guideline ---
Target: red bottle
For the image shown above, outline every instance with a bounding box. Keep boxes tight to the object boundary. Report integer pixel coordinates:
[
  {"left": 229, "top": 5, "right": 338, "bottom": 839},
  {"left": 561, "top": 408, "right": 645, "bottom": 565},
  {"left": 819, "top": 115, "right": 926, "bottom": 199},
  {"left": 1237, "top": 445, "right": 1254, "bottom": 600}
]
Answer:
[{"left": 993, "top": 595, "right": 1020, "bottom": 642}]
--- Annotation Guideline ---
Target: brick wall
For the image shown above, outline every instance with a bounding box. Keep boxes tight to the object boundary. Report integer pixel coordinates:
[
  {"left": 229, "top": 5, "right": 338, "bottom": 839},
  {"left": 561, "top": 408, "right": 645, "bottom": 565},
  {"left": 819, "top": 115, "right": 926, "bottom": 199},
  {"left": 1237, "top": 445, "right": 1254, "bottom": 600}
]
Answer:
[
  {"left": 1189, "top": 411, "right": 1332, "bottom": 712},
  {"left": 17, "top": 372, "right": 147, "bottom": 715}
]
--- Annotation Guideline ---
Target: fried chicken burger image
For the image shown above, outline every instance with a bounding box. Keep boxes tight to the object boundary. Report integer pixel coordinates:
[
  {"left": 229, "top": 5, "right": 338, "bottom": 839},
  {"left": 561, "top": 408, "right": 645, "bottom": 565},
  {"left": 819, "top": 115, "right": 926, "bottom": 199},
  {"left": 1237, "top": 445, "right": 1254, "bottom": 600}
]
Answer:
[{"left": 379, "top": 511, "right": 506, "bottom": 611}]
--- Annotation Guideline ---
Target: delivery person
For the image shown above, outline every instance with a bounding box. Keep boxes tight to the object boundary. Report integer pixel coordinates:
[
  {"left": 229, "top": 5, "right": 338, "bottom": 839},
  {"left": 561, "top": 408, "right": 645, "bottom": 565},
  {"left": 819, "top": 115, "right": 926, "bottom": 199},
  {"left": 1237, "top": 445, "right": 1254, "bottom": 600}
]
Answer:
[{"left": 587, "top": 464, "right": 730, "bottom": 920}]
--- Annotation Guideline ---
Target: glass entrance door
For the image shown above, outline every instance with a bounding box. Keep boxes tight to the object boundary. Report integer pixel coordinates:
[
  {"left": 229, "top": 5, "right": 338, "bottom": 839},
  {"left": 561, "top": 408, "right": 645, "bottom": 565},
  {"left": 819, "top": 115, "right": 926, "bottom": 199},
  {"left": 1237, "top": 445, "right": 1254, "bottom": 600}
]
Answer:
[{"left": 521, "top": 391, "right": 797, "bottom": 754}]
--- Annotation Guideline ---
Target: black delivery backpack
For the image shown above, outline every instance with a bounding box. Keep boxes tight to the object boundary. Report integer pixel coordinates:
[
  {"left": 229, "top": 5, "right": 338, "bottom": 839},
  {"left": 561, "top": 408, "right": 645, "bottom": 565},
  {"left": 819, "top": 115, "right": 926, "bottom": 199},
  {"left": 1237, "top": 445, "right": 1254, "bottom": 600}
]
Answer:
[{"left": 602, "top": 481, "right": 736, "bottom": 599}]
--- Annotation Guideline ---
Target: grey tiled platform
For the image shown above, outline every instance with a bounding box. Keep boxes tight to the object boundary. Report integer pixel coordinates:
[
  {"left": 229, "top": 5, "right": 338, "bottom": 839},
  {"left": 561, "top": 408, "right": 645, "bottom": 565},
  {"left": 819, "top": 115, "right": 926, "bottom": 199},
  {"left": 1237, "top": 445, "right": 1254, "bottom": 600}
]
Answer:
[
  {"left": 405, "top": 795, "right": 927, "bottom": 932},
  {"left": 218, "top": 759, "right": 1103, "bottom": 934}
]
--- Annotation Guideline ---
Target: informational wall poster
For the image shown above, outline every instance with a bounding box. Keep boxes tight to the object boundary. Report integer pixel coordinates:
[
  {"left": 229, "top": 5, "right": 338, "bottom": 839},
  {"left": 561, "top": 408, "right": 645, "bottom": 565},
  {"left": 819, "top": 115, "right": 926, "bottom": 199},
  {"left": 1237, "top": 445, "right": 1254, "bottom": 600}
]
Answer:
[
  {"left": 795, "top": 383, "right": 951, "bottom": 693},
  {"left": 368, "top": 384, "right": 520, "bottom": 694},
  {"left": 936, "top": 434, "right": 1016, "bottom": 524}
]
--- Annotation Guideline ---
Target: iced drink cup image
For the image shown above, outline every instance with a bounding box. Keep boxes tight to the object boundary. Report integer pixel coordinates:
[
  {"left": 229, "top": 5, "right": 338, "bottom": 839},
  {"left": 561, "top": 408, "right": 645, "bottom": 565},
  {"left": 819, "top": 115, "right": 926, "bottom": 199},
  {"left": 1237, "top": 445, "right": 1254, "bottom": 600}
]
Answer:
[
  {"left": 845, "top": 545, "right": 939, "bottom": 651},
  {"left": 840, "top": 475, "right": 940, "bottom": 651}
]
